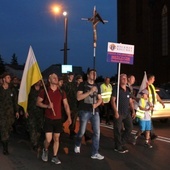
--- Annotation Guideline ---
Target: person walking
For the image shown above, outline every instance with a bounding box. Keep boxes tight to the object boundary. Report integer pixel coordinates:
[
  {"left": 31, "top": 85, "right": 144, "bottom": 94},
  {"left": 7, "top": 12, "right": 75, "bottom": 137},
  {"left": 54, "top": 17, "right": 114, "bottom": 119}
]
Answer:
[
  {"left": 133, "top": 89, "right": 153, "bottom": 148},
  {"left": 147, "top": 74, "right": 165, "bottom": 140},
  {"left": 0, "top": 72, "right": 19, "bottom": 155},
  {"left": 100, "top": 77, "right": 112, "bottom": 125},
  {"left": 127, "top": 75, "right": 136, "bottom": 98},
  {"left": 36, "top": 73, "right": 71, "bottom": 165},
  {"left": 74, "top": 69, "right": 104, "bottom": 160},
  {"left": 25, "top": 80, "right": 44, "bottom": 151},
  {"left": 63, "top": 72, "right": 78, "bottom": 139},
  {"left": 111, "top": 74, "right": 136, "bottom": 153},
  {"left": 75, "top": 74, "right": 91, "bottom": 142}
]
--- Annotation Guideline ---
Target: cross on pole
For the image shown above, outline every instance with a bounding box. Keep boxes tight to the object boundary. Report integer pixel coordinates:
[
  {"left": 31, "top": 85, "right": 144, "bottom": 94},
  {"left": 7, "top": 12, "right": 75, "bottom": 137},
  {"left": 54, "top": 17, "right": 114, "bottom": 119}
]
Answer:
[{"left": 82, "top": 6, "right": 108, "bottom": 69}]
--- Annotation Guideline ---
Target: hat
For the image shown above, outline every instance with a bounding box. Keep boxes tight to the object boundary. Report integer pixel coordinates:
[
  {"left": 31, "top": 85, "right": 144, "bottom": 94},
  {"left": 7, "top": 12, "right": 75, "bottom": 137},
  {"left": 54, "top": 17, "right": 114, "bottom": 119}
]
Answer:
[
  {"left": 140, "top": 89, "right": 149, "bottom": 95},
  {"left": 68, "top": 72, "right": 74, "bottom": 76}
]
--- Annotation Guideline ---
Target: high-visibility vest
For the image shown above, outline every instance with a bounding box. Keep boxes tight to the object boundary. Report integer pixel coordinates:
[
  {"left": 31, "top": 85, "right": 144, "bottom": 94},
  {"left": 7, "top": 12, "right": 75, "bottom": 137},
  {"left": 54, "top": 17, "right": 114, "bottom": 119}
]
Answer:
[
  {"left": 100, "top": 83, "right": 112, "bottom": 103},
  {"left": 136, "top": 98, "right": 151, "bottom": 119},
  {"left": 148, "top": 84, "right": 157, "bottom": 105}
]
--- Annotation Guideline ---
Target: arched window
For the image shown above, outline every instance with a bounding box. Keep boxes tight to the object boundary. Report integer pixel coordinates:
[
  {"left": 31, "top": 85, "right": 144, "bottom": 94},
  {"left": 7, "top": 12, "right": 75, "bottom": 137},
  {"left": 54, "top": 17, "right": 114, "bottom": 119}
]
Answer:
[{"left": 162, "top": 5, "right": 168, "bottom": 56}]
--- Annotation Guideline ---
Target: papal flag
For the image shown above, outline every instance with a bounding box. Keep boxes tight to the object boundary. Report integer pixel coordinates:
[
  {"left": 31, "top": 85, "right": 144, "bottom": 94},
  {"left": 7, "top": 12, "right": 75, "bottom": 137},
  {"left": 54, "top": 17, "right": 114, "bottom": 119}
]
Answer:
[
  {"left": 18, "top": 46, "right": 42, "bottom": 113},
  {"left": 137, "top": 71, "right": 148, "bottom": 98}
]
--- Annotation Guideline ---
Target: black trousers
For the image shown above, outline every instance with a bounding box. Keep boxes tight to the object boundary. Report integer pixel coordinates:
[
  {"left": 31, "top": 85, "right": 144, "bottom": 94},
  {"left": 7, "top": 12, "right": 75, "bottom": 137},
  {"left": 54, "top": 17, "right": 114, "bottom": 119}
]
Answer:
[{"left": 113, "top": 114, "right": 133, "bottom": 149}]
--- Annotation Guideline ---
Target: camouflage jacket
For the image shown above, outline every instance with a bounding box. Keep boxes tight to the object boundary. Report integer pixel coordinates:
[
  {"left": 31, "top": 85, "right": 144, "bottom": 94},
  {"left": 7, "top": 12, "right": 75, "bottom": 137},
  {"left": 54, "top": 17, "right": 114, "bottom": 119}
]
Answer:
[
  {"left": 0, "top": 85, "right": 19, "bottom": 116},
  {"left": 27, "top": 86, "right": 44, "bottom": 118}
]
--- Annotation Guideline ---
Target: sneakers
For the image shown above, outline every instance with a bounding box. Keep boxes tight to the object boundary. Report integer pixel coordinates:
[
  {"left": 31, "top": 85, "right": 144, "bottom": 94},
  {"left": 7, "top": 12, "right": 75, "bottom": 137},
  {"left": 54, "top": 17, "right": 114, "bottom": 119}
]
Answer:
[
  {"left": 42, "top": 149, "right": 48, "bottom": 162},
  {"left": 42, "top": 149, "right": 61, "bottom": 164},
  {"left": 74, "top": 146, "right": 80, "bottom": 153},
  {"left": 122, "top": 145, "right": 129, "bottom": 153},
  {"left": 114, "top": 147, "right": 126, "bottom": 153},
  {"left": 51, "top": 156, "right": 61, "bottom": 164},
  {"left": 144, "top": 142, "right": 153, "bottom": 148},
  {"left": 91, "top": 153, "right": 104, "bottom": 160}
]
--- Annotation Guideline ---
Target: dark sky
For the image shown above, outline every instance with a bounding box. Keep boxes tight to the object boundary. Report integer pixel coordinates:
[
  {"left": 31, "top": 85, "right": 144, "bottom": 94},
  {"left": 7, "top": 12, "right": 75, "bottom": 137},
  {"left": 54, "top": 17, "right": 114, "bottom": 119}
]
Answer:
[{"left": 0, "top": 0, "right": 117, "bottom": 77}]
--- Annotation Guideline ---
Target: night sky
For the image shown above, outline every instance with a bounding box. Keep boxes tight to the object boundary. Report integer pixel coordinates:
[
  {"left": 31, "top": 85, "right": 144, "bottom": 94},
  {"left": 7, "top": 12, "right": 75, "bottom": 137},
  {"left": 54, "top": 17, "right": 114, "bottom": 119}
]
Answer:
[{"left": 0, "top": 0, "right": 117, "bottom": 77}]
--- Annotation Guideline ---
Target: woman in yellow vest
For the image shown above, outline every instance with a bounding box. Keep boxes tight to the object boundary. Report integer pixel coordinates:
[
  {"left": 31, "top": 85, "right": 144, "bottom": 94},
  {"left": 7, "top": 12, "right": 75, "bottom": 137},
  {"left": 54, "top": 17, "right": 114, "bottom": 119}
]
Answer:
[{"left": 133, "top": 89, "right": 153, "bottom": 148}]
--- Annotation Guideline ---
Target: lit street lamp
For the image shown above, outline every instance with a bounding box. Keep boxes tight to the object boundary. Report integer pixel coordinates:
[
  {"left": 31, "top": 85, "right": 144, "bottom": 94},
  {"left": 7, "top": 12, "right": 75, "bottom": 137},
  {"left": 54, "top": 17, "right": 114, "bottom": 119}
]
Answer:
[{"left": 51, "top": 5, "right": 69, "bottom": 65}]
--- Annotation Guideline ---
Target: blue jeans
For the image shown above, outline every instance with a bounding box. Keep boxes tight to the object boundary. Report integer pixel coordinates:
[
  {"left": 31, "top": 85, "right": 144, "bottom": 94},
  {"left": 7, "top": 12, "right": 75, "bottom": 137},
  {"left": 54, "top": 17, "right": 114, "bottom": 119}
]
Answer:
[{"left": 75, "top": 110, "right": 100, "bottom": 155}]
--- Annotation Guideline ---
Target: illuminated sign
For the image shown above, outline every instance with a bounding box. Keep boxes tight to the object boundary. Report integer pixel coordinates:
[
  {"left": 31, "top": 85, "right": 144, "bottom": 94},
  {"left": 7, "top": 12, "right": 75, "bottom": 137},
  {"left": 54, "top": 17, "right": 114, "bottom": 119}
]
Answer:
[{"left": 107, "top": 42, "right": 135, "bottom": 65}]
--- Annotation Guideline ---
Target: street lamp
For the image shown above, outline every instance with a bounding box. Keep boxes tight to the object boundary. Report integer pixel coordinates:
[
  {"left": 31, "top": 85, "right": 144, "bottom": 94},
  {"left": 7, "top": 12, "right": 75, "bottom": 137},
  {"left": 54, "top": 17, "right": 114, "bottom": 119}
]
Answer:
[
  {"left": 50, "top": 5, "right": 69, "bottom": 65},
  {"left": 63, "top": 11, "right": 68, "bottom": 65}
]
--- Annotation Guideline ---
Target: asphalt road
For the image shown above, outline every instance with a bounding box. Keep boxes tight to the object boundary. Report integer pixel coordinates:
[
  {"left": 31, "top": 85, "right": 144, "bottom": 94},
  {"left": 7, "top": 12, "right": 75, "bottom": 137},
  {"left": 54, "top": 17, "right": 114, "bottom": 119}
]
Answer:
[{"left": 0, "top": 119, "right": 170, "bottom": 170}]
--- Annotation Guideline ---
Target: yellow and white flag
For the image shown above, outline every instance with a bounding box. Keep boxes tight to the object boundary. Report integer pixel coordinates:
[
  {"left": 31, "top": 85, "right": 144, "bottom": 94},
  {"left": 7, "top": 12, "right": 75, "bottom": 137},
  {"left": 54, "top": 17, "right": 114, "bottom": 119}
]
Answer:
[{"left": 18, "top": 46, "right": 42, "bottom": 113}]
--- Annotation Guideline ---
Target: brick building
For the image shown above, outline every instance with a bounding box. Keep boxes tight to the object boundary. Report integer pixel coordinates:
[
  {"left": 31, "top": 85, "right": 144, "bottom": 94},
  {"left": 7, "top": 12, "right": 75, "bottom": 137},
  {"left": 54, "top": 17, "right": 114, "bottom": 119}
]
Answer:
[{"left": 118, "top": 0, "right": 170, "bottom": 84}]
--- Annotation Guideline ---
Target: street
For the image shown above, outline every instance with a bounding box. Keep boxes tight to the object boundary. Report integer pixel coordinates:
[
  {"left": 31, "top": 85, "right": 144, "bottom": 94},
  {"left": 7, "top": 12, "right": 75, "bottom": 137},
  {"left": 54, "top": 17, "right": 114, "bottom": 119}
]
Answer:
[{"left": 0, "top": 119, "right": 170, "bottom": 170}]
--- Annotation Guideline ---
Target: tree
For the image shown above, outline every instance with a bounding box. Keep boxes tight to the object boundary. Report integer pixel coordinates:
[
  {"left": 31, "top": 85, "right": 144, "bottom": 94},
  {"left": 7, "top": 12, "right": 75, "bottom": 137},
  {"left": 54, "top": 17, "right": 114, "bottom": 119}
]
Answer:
[
  {"left": 0, "top": 55, "right": 6, "bottom": 75},
  {"left": 11, "top": 53, "right": 18, "bottom": 66}
]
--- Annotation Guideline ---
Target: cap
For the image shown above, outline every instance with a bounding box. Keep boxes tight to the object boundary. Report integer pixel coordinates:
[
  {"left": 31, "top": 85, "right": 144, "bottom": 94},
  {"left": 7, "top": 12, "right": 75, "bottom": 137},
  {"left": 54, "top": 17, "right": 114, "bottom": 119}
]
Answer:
[{"left": 140, "top": 89, "right": 149, "bottom": 95}]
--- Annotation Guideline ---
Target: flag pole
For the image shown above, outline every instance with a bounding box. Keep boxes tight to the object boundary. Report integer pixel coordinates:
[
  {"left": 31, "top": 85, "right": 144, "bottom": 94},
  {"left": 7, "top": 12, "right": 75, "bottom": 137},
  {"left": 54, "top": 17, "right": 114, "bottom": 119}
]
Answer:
[
  {"left": 41, "top": 79, "right": 56, "bottom": 116},
  {"left": 116, "top": 63, "right": 121, "bottom": 110},
  {"left": 82, "top": 6, "right": 107, "bottom": 115}
]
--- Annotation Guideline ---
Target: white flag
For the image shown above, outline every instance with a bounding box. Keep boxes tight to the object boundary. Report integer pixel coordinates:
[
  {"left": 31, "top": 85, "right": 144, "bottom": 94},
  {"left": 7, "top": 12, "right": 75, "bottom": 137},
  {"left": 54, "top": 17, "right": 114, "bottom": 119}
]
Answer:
[{"left": 137, "top": 71, "right": 148, "bottom": 98}]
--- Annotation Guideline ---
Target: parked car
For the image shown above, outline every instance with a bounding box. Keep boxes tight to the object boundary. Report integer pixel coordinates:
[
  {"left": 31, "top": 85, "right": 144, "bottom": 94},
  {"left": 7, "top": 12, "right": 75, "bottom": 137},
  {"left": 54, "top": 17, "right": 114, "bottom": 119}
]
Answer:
[
  {"left": 158, "top": 82, "right": 170, "bottom": 95},
  {"left": 133, "top": 86, "right": 170, "bottom": 123}
]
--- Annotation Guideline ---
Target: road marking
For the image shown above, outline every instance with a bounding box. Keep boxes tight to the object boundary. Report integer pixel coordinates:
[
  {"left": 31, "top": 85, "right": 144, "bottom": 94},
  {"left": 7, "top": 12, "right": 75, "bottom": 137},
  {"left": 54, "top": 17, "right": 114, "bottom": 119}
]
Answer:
[{"left": 100, "top": 123, "right": 170, "bottom": 143}]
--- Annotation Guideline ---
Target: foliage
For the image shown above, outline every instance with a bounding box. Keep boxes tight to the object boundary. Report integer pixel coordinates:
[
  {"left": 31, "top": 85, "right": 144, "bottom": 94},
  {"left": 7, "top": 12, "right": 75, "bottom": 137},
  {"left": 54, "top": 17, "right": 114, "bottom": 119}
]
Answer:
[{"left": 10, "top": 53, "right": 18, "bottom": 66}]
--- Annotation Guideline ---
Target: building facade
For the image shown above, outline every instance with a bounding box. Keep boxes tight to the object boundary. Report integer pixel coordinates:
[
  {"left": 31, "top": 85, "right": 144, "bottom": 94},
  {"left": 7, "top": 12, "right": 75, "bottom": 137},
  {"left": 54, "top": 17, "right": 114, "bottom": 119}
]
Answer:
[{"left": 118, "top": 0, "right": 170, "bottom": 84}]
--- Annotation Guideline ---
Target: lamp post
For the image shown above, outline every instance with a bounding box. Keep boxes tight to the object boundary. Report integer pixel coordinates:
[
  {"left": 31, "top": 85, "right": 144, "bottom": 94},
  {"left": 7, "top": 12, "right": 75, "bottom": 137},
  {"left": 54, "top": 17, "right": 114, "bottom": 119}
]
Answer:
[
  {"left": 63, "top": 11, "right": 68, "bottom": 65},
  {"left": 51, "top": 5, "right": 69, "bottom": 65}
]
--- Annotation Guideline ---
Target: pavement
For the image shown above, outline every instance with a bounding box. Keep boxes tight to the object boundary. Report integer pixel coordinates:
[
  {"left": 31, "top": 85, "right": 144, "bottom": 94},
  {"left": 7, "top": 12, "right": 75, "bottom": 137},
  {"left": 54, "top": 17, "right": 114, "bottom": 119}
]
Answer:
[{"left": 0, "top": 121, "right": 170, "bottom": 170}]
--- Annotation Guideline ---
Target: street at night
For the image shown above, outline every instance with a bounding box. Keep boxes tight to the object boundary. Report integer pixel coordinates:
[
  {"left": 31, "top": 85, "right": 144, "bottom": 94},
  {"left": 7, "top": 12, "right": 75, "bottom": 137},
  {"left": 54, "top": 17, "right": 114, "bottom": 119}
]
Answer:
[{"left": 0, "top": 119, "right": 170, "bottom": 170}]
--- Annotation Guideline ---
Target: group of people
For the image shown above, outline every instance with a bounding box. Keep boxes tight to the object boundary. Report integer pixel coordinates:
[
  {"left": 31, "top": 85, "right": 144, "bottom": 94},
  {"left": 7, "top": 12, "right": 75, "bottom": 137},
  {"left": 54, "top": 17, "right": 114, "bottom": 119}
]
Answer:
[
  {"left": 112, "top": 74, "right": 165, "bottom": 153},
  {"left": 0, "top": 70, "right": 165, "bottom": 164}
]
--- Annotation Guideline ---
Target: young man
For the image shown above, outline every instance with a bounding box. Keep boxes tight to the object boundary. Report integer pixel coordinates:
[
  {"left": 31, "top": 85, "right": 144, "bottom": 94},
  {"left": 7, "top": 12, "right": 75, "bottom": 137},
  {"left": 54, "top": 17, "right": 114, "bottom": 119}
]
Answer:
[
  {"left": 111, "top": 74, "right": 136, "bottom": 153},
  {"left": 63, "top": 72, "right": 78, "bottom": 139},
  {"left": 0, "top": 72, "right": 19, "bottom": 155},
  {"left": 36, "top": 73, "right": 71, "bottom": 165},
  {"left": 26, "top": 80, "right": 44, "bottom": 151},
  {"left": 74, "top": 69, "right": 104, "bottom": 160},
  {"left": 147, "top": 74, "right": 165, "bottom": 140}
]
